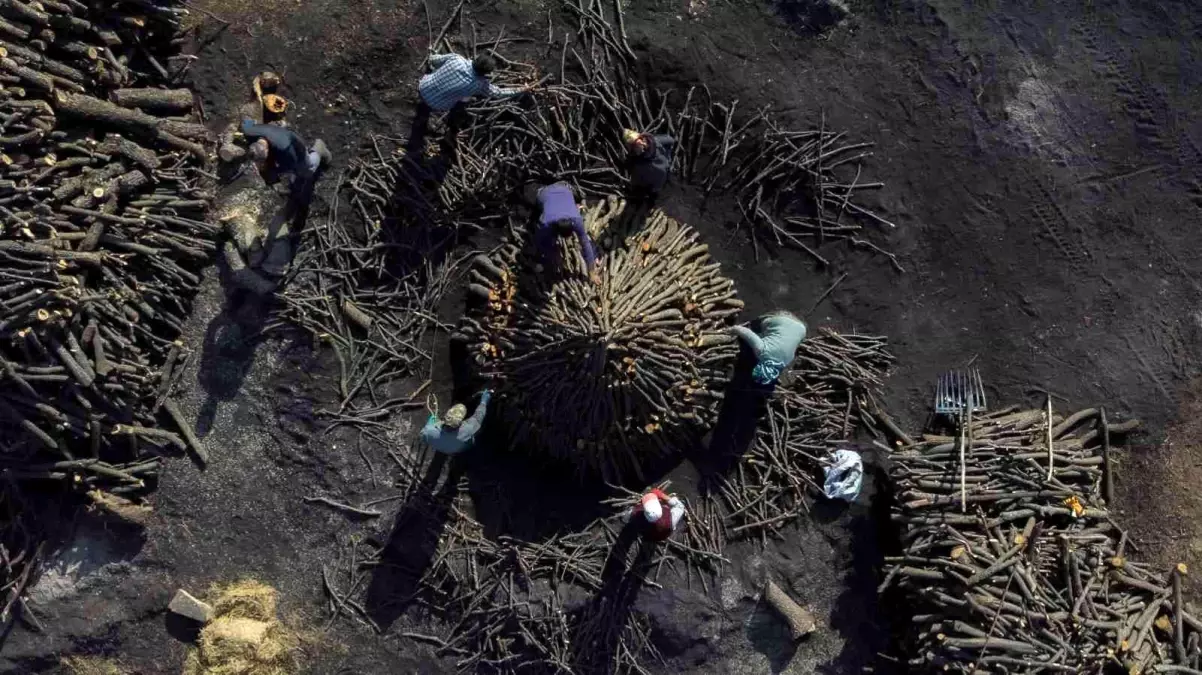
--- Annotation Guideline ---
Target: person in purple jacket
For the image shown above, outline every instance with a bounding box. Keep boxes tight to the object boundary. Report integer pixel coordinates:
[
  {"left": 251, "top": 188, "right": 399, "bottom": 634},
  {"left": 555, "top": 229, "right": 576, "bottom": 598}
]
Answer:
[{"left": 525, "top": 182, "right": 598, "bottom": 280}]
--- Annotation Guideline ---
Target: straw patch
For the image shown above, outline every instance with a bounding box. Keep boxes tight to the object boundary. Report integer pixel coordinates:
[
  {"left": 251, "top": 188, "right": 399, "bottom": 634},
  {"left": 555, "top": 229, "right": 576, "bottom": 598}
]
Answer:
[
  {"left": 62, "top": 656, "right": 126, "bottom": 675},
  {"left": 182, "top": 580, "right": 297, "bottom": 675}
]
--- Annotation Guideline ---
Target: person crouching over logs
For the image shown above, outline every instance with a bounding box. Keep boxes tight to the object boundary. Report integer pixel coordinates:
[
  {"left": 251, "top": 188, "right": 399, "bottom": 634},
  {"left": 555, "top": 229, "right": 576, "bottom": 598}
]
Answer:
[
  {"left": 729, "top": 310, "right": 808, "bottom": 386},
  {"left": 241, "top": 119, "right": 331, "bottom": 212},
  {"left": 622, "top": 128, "right": 676, "bottom": 197},
  {"left": 523, "top": 182, "right": 599, "bottom": 282},
  {"left": 622, "top": 488, "right": 686, "bottom": 542},
  {"left": 420, "top": 390, "right": 492, "bottom": 455}
]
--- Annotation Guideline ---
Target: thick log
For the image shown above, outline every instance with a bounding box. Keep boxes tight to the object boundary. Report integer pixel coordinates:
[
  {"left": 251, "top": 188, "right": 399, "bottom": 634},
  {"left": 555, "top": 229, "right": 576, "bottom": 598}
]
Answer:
[
  {"left": 0, "top": 38, "right": 84, "bottom": 83},
  {"left": 95, "top": 134, "right": 161, "bottom": 171},
  {"left": 162, "top": 399, "right": 207, "bottom": 467},
  {"left": 0, "top": 56, "right": 52, "bottom": 91},
  {"left": 110, "top": 88, "right": 194, "bottom": 113},
  {"left": 0, "top": 0, "right": 48, "bottom": 27},
  {"left": 0, "top": 16, "right": 30, "bottom": 41},
  {"left": 52, "top": 90, "right": 208, "bottom": 157},
  {"left": 763, "top": 579, "right": 816, "bottom": 640}
]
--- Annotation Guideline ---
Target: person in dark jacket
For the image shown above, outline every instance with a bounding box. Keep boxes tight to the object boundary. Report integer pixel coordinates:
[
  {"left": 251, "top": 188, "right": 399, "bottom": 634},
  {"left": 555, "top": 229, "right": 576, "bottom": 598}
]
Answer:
[
  {"left": 525, "top": 182, "right": 597, "bottom": 279},
  {"left": 622, "top": 128, "right": 675, "bottom": 195},
  {"left": 240, "top": 119, "right": 330, "bottom": 208}
]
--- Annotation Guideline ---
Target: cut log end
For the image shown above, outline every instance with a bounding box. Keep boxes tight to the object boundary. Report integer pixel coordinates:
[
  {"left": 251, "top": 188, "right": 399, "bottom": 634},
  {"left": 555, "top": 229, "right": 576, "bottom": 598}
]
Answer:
[{"left": 763, "top": 579, "right": 817, "bottom": 640}]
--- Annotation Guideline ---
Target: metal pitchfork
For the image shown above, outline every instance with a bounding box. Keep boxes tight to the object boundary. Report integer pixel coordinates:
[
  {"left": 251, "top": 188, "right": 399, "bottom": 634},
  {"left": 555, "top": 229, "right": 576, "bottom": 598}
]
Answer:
[{"left": 934, "top": 369, "right": 988, "bottom": 512}]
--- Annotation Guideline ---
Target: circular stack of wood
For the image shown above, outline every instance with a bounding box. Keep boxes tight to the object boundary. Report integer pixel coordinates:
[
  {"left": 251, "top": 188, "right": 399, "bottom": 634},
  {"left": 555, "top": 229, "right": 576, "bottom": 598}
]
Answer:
[{"left": 455, "top": 205, "right": 742, "bottom": 481}]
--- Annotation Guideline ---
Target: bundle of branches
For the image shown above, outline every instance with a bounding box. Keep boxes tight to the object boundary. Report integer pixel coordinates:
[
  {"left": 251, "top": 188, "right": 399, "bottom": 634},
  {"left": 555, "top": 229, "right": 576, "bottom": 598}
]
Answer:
[
  {"left": 666, "top": 97, "right": 900, "bottom": 268},
  {"left": 877, "top": 405, "right": 1202, "bottom": 674},
  {"left": 0, "top": 0, "right": 212, "bottom": 626},
  {"left": 452, "top": 202, "right": 741, "bottom": 480},
  {"left": 346, "top": 0, "right": 894, "bottom": 265},
  {"left": 550, "top": 0, "right": 899, "bottom": 264},
  {"left": 274, "top": 170, "right": 468, "bottom": 422},
  {"left": 324, "top": 448, "right": 724, "bottom": 674},
  {"left": 715, "top": 330, "right": 893, "bottom": 542}
]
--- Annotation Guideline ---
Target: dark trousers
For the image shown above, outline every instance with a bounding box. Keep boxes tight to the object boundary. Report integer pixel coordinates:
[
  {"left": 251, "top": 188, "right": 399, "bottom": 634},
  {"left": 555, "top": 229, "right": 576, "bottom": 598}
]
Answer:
[{"left": 407, "top": 100, "right": 470, "bottom": 155}]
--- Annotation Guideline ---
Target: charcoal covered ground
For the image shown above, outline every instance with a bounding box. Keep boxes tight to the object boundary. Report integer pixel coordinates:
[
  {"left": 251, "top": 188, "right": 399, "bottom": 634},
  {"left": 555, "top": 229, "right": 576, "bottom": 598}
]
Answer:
[{"left": 8, "top": 0, "right": 1202, "bottom": 672}]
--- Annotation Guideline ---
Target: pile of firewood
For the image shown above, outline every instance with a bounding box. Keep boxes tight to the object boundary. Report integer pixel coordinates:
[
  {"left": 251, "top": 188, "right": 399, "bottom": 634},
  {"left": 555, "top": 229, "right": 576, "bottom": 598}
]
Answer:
[
  {"left": 880, "top": 405, "right": 1202, "bottom": 673},
  {"left": 453, "top": 200, "right": 741, "bottom": 481},
  {"left": 0, "top": 0, "right": 211, "bottom": 622},
  {"left": 717, "top": 330, "right": 893, "bottom": 541}
]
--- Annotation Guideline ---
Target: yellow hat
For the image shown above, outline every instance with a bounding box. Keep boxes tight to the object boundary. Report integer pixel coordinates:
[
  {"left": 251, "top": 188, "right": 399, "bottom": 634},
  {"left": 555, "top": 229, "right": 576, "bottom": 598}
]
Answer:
[
  {"left": 622, "top": 128, "right": 641, "bottom": 145},
  {"left": 443, "top": 403, "right": 468, "bottom": 428}
]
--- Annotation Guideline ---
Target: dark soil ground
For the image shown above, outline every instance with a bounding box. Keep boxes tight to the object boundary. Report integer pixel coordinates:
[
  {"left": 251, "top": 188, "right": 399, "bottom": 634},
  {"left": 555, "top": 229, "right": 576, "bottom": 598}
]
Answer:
[{"left": 9, "top": 0, "right": 1202, "bottom": 673}]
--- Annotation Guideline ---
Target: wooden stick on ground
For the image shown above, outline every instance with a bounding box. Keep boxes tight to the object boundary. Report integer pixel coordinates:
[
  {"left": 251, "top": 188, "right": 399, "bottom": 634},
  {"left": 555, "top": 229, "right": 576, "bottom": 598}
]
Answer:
[
  {"left": 1046, "top": 392, "right": 1054, "bottom": 481},
  {"left": 763, "top": 579, "right": 816, "bottom": 640},
  {"left": 959, "top": 408, "right": 968, "bottom": 512}
]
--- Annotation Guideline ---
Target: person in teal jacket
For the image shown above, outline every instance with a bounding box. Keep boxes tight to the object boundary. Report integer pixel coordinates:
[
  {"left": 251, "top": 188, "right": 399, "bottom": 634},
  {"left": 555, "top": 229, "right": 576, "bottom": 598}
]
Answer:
[
  {"left": 420, "top": 390, "right": 492, "bottom": 454},
  {"left": 729, "top": 311, "right": 807, "bottom": 385}
]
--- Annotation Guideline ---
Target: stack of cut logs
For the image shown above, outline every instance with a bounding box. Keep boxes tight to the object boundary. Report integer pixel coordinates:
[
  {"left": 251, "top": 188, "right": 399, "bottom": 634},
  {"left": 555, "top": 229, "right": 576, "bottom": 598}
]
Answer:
[
  {"left": 0, "top": 0, "right": 211, "bottom": 627},
  {"left": 881, "top": 405, "right": 1202, "bottom": 673},
  {"left": 0, "top": 0, "right": 212, "bottom": 599},
  {"left": 453, "top": 203, "right": 741, "bottom": 481},
  {"left": 0, "top": 0, "right": 212, "bottom": 486}
]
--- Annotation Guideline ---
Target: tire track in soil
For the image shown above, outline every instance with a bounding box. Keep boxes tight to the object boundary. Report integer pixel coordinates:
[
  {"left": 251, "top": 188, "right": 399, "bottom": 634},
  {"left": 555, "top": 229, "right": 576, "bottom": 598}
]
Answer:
[
  {"left": 1073, "top": 20, "right": 1197, "bottom": 409},
  {"left": 1076, "top": 22, "right": 1202, "bottom": 209},
  {"left": 1021, "top": 180, "right": 1091, "bottom": 278},
  {"left": 1123, "top": 326, "right": 1185, "bottom": 408}
]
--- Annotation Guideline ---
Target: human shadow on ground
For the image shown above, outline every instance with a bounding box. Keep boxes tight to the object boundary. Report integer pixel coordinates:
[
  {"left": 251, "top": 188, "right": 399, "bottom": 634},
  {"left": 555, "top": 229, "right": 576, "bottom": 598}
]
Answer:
[
  {"left": 567, "top": 520, "right": 657, "bottom": 673},
  {"left": 196, "top": 286, "right": 271, "bottom": 438},
  {"left": 461, "top": 440, "right": 614, "bottom": 544},
  {"left": 451, "top": 335, "right": 672, "bottom": 544},
  {"left": 693, "top": 327, "right": 775, "bottom": 492},
  {"left": 197, "top": 158, "right": 326, "bottom": 437},
  {"left": 815, "top": 450, "right": 903, "bottom": 675},
  {"left": 363, "top": 450, "right": 466, "bottom": 631}
]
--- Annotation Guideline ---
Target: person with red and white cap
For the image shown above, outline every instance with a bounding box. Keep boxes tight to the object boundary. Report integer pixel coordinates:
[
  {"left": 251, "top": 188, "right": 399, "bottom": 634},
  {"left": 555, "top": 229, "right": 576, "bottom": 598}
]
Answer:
[{"left": 622, "top": 488, "right": 686, "bottom": 542}]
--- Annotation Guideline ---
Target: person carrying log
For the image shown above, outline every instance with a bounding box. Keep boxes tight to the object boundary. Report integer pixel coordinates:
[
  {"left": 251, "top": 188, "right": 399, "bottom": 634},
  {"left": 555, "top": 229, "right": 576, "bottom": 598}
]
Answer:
[
  {"left": 420, "top": 390, "right": 492, "bottom": 455},
  {"left": 524, "top": 182, "right": 598, "bottom": 280},
  {"left": 622, "top": 488, "right": 686, "bottom": 542},
  {"left": 410, "top": 53, "right": 532, "bottom": 151},
  {"left": 622, "top": 128, "right": 676, "bottom": 196},
  {"left": 730, "top": 310, "right": 808, "bottom": 385}
]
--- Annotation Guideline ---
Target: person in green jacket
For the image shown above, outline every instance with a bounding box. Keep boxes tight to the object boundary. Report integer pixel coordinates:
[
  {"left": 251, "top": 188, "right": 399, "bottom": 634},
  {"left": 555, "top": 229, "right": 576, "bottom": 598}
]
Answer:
[
  {"left": 420, "top": 390, "right": 492, "bottom": 455},
  {"left": 729, "top": 311, "right": 808, "bottom": 385}
]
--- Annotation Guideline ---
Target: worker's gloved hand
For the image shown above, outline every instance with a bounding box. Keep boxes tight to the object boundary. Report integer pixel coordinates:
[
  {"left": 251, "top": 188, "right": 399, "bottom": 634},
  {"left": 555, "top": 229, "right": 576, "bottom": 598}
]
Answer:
[
  {"left": 241, "top": 118, "right": 255, "bottom": 133},
  {"left": 480, "top": 389, "right": 493, "bottom": 403}
]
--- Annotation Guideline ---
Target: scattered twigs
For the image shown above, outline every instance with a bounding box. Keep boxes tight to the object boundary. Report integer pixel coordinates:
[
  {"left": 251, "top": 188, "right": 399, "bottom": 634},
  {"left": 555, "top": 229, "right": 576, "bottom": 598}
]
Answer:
[
  {"left": 329, "top": 448, "right": 684, "bottom": 675},
  {"left": 717, "top": 330, "right": 892, "bottom": 541},
  {"left": 303, "top": 495, "right": 383, "bottom": 518}
]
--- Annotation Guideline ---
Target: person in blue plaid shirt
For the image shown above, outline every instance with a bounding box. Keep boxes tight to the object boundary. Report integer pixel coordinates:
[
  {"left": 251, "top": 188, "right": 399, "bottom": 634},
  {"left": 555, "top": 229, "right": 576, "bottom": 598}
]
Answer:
[{"left": 409, "top": 52, "right": 531, "bottom": 153}]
